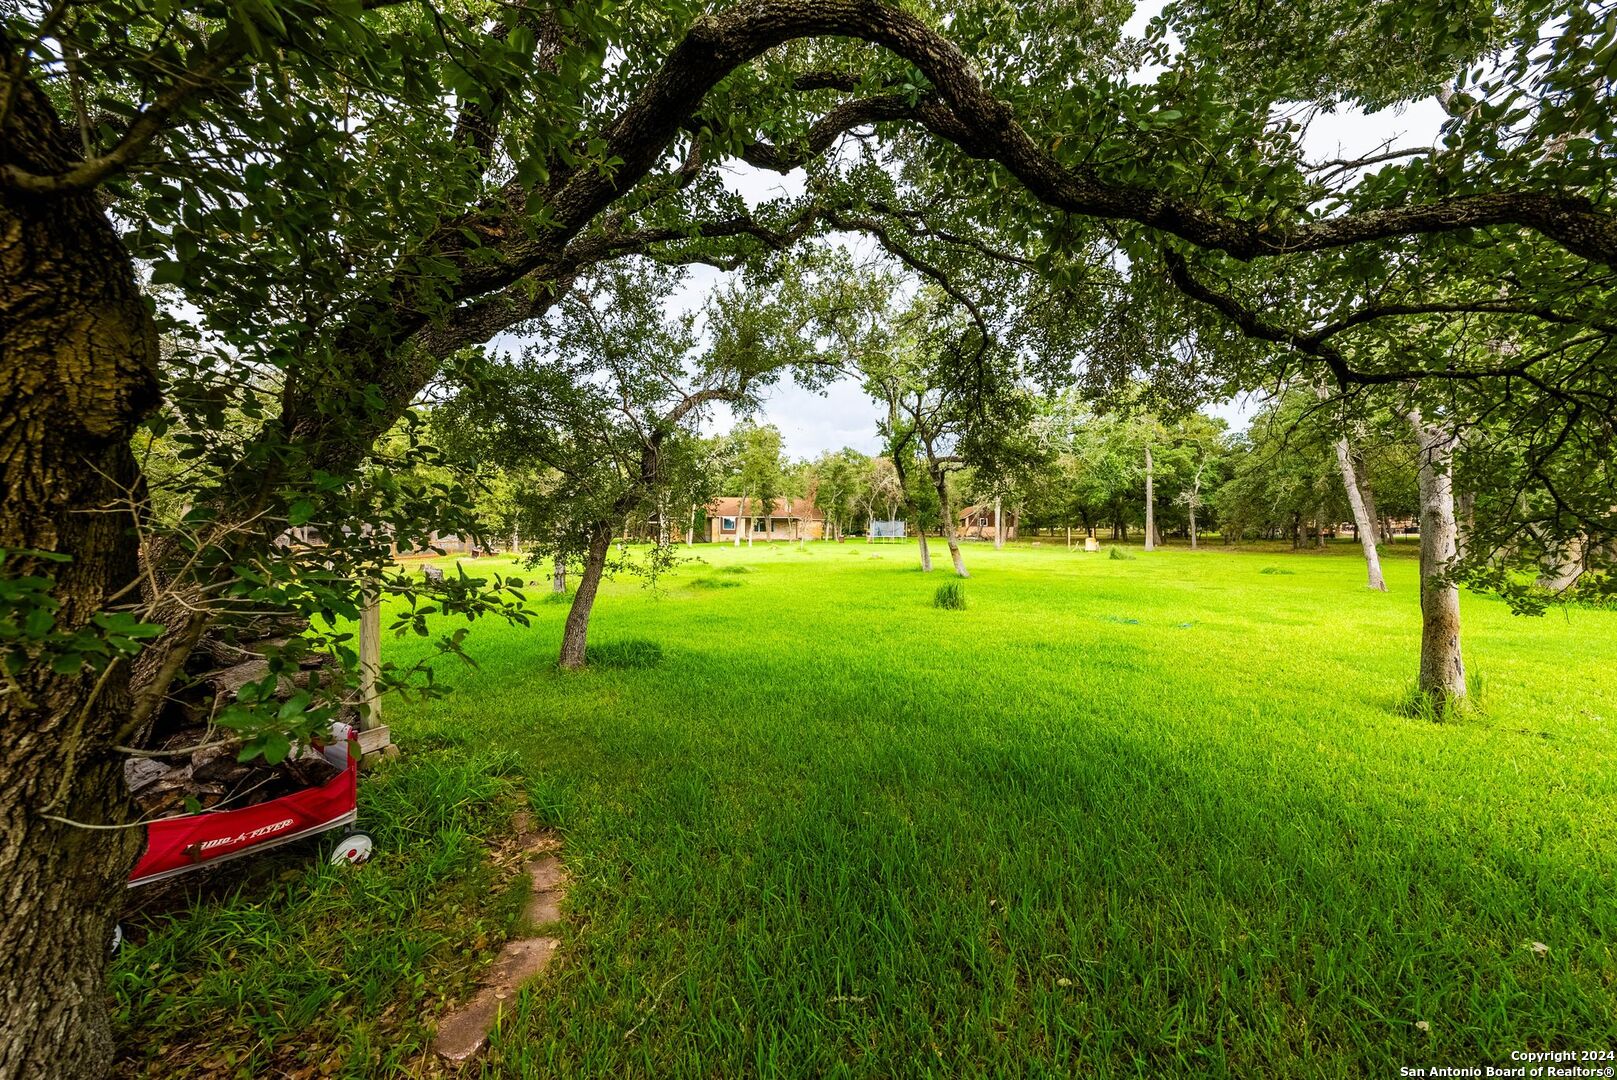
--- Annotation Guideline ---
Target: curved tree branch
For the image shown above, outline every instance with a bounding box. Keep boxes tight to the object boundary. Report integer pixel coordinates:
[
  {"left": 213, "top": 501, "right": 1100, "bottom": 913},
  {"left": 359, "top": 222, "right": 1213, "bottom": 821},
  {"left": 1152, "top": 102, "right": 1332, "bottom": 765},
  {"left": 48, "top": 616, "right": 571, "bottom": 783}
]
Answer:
[
  {"left": 15, "top": 0, "right": 1608, "bottom": 272},
  {"left": 1163, "top": 249, "right": 1614, "bottom": 407}
]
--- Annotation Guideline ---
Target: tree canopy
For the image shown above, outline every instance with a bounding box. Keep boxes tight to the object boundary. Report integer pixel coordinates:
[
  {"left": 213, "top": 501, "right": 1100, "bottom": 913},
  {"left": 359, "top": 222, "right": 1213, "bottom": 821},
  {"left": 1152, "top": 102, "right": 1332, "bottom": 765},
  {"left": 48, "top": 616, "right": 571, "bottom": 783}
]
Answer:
[{"left": 4, "top": 0, "right": 1617, "bottom": 1072}]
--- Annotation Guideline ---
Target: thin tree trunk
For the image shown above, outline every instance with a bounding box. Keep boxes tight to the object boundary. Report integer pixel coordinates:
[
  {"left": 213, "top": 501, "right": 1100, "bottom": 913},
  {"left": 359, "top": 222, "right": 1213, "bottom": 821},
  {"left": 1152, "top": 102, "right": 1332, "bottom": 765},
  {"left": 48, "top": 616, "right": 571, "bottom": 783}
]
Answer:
[
  {"left": 552, "top": 556, "right": 566, "bottom": 594},
  {"left": 558, "top": 524, "right": 612, "bottom": 669},
  {"left": 1143, "top": 443, "right": 1156, "bottom": 552},
  {"left": 928, "top": 471, "right": 969, "bottom": 577},
  {"left": 945, "top": 530, "right": 969, "bottom": 576},
  {"left": 993, "top": 496, "right": 1004, "bottom": 550},
  {"left": 1326, "top": 415, "right": 1388, "bottom": 591},
  {"left": 1352, "top": 451, "right": 1384, "bottom": 543},
  {"left": 1456, "top": 489, "right": 1475, "bottom": 560},
  {"left": 1537, "top": 534, "right": 1586, "bottom": 592},
  {"left": 1189, "top": 504, "right": 1198, "bottom": 549},
  {"left": 917, "top": 528, "right": 933, "bottom": 572},
  {"left": 1407, "top": 412, "right": 1467, "bottom": 706},
  {"left": 0, "top": 77, "right": 167, "bottom": 1080}
]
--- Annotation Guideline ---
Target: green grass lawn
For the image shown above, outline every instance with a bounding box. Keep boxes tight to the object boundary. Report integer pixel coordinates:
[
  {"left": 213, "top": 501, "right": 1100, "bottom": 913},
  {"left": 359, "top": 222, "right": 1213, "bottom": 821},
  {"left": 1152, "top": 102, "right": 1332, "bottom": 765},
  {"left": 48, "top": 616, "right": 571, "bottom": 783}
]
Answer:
[{"left": 115, "top": 539, "right": 1617, "bottom": 1078}]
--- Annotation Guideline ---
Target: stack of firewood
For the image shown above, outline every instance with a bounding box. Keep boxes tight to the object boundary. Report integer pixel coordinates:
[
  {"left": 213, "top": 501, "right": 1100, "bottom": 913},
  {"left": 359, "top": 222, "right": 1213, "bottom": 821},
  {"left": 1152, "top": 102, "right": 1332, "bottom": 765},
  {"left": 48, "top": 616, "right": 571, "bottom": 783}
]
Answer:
[{"left": 124, "top": 728, "right": 342, "bottom": 819}]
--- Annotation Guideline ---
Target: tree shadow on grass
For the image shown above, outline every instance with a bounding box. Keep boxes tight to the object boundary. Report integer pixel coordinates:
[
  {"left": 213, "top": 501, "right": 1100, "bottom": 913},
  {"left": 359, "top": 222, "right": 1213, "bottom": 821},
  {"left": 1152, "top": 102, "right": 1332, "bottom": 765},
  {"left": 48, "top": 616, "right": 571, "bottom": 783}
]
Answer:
[{"left": 585, "top": 639, "right": 664, "bottom": 670}]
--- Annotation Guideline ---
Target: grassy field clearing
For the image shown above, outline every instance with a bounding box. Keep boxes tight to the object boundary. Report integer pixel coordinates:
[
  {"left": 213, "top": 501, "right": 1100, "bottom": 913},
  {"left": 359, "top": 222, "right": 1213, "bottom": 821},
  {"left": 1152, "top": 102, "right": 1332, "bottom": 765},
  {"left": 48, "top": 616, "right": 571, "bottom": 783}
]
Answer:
[{"left": 116, "top": 540, "right": 1617, "bottom": 1077}]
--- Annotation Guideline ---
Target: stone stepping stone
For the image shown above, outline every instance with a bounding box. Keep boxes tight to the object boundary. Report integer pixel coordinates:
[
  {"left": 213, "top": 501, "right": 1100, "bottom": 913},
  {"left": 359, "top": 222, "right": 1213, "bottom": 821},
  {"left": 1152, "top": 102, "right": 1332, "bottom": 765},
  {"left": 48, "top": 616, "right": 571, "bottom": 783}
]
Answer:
[
  {"left": 431, "top": 936, "right": 559, "bottom": 1063},
  {"left": 524, "top": 855, "right": 566, "bottom": 926},
  {"left": 432, "top": 815, "right": 570, "bottom": 1064}
]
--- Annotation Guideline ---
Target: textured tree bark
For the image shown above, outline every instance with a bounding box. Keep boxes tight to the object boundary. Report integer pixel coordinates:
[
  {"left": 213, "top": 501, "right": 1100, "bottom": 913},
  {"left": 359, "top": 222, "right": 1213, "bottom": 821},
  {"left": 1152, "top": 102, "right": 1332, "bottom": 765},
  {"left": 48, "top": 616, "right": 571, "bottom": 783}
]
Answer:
[
  {"left": 931, "top": 475, "right": 968, "bottom": 578},
  {"left": 1536, "top": 534, "right": 1586, "bottom": 592},
  {"left": 1406, "top": 412, "right": 1467, "bottom": 706},
  {"left": 551, "top": 556, "right": 566, "bottom": 594},
  {"left": 1143, "top": 443, "right": 1156, "bottom": 552},
  {"left": 1355, "top": 463, "right": 1384, "bottom": 544},
  {"left": 945, "top": 529, "right": 969, "bottom": 577},
  {"left": 916, "top": 529, "right": 933, "bottom": 572},
  {"left": 1456, "top": 489, "right": 1475, "bottom": 559},
  {"left": 0, "top": 80, "right": 162, "bottom": 1080},
  {"left": 1328, "top": 425, "right": 1388, "bottom": 591},
  {"left": 558, "top": 524, "right": 612, "bottom": 669}
]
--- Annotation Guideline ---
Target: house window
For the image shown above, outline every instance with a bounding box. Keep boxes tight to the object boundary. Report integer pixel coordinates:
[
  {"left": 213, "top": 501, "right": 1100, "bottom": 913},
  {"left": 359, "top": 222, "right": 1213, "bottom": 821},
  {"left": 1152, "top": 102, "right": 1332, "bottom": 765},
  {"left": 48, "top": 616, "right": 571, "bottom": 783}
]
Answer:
[
  {"left": 721, "top": 517, "right": 736, "bottom": 532},
  {"left": 753, "top": 518, "right": 767, "bottom": 532}
]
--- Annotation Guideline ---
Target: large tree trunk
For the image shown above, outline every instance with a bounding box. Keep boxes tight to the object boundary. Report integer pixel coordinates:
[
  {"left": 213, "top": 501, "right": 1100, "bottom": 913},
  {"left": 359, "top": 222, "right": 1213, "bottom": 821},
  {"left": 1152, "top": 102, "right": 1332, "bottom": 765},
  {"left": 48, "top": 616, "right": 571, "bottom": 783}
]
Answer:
[
  {"left": 2, "top": 89, "right": 160, "bottom": 1079},
  {"left": 0, "top": 81, "right": 163, "bottom": 1080},
  {"left": 1407, "top": 413, "right": 1467, "bottom": 707},
  {"left": 1143, "top": 444, "right": 1156, "bottom": 552},
  {"left": 558, "top": 524, "right": 612, "bottom": 669},
  {"left": 1327, "top": 420, "right": 1388, "bottom": 591}
]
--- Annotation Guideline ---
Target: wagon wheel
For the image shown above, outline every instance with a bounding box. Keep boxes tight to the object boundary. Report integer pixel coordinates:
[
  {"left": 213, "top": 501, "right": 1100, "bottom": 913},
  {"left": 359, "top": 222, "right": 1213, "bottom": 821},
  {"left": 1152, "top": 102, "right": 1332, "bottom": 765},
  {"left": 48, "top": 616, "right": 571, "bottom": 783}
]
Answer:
[{"left": 329, "top": 832, "right": 373, "bottom": 866}]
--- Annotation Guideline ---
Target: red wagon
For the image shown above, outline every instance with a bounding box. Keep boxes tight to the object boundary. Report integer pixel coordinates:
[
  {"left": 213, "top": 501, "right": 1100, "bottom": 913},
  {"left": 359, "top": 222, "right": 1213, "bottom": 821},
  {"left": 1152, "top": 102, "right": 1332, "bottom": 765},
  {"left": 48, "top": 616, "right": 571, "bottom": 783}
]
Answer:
[{"left": 127, "top": 721, "right": 372, "bottom": 888}]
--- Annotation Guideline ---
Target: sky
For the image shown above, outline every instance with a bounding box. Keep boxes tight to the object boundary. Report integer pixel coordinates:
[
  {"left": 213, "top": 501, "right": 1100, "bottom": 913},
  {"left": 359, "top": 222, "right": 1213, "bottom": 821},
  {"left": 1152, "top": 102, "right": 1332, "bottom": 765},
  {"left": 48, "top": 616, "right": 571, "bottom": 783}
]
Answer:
[{"left": 658, "top": 1, "right": 1452, "bottom": 461}]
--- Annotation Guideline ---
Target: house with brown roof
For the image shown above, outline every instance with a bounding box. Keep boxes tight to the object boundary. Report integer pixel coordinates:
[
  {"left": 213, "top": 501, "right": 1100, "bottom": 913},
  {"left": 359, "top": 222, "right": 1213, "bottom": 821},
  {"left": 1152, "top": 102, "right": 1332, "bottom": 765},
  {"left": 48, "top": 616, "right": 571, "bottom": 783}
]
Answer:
[
  {"left": 958, "top": 504, "right": 1019, "bottom": 541},
  {"left": 705, "top": 497, "right": 825, "bottom": 542}
]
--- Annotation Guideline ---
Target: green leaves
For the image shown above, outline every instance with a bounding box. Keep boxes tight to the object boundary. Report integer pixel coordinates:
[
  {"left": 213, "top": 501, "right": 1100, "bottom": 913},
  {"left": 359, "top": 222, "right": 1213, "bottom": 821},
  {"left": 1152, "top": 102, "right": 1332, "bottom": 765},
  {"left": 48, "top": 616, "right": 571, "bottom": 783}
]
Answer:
[{"left": 0, "top": 551, "right": 165, "bottom": 689}]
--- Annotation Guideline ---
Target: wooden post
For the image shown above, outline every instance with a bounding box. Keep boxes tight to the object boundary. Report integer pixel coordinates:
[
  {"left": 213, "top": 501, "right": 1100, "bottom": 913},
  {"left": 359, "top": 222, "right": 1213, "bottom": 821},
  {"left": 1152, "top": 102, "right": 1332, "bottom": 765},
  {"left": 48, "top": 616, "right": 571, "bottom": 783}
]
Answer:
[{"left": 356, "top": 577, "right": 392, "bottom": 755}]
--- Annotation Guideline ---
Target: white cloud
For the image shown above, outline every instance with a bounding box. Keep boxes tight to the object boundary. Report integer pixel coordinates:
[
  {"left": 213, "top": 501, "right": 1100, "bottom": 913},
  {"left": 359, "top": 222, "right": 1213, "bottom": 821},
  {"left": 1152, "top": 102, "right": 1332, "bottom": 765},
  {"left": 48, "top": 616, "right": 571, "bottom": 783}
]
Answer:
[{"left": 704, "top": 376, "right": 885, "bottom": 459}]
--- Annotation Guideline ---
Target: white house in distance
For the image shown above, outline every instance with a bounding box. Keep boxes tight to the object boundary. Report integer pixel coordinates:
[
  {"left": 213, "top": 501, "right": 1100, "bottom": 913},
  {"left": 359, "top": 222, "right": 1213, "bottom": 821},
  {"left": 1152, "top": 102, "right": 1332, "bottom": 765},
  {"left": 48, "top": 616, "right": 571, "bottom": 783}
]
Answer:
[{"left": 704, "top": 497, "right": 826, "bottom": 542}]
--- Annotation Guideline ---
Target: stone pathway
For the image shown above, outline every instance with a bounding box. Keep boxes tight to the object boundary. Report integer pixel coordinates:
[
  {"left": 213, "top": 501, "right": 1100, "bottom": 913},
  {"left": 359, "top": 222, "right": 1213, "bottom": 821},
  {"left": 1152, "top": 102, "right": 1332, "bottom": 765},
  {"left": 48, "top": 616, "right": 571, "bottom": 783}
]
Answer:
[{"left": 431, "top": 811, "right": 569, "bottom": 1065}]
